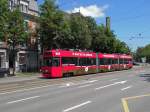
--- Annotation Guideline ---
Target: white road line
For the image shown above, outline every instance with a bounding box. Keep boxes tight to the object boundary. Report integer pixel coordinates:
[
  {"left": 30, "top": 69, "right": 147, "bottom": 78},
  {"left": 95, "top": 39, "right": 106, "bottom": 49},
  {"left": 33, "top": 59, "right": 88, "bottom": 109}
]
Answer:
[
  {"left": 78, "top": 84, "right": 93, "bottom": 88},
  {"left": 7, "top": 96, "right": 40, "bottom": 104},
  {"left": 0, "top": 84, "right": 56, "bottom": 95},
  {"left": 88, "top": 80, "right": 98, "bottom": 83},
  {"left": 63, "top": 101, "right": 91, "bottom": 112},
  {"left": 59, "top": 82, "right": 75, "bottom": 88},
  {"left": 95, "top": 80, "right": 127, "bottom": 90},
  {"left": 59, "top": 80, "right": 97, "bottom": 88},
  {"left": 121, "top": 86, "right": 132, "bottom": 91}
]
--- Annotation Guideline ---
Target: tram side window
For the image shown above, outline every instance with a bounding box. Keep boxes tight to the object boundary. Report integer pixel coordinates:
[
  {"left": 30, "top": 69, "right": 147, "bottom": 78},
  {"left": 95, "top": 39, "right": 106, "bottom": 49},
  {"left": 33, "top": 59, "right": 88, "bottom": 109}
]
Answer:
[
  {"left": 112, "top": 59, "right": 116, "bottom": 64},
  {"left": 112, "top": 59, "right": 114, "bottom": 64},
  {"left": 87, "top": 58, "right": 96, "bottom": 65},
  {"left": 124, "top": 59, "right": 126, "bottom": 64},
  {"left": 79, "top": 58, "right": 86, "bottom": 66},
  {"left": 124, "top": 59, "right": 128, "bottom": 64},
  {"left": 86, "top": 58, "right": 91, "bottom": 66},
  {"left": 99, "top": 58, "right": 105, "bottom": 65},
  {"left": 112, "top": 59, "right": 118, "bottom": 64},
  {"left": 52, "top": 58, "right": 60, "bottom": 66},
  {"left": 73, "top": 58, "right": 78, "bottom": 65},
  {"left": 119, "top": 59, "right": 124, "bottom": 64},
  {"left": 91, "top": 58, "right": 96, "bottom": 65},
  {"left": 104, "top": 58, "right": 109, "bottom": 65},
  {"left": 115, "top": 59, "right": 118, "bottom": 64},
  {"left": 62, "top": 57, "right": 78, "bottom": 65},
  {"left": 119, "top": 59, "right": 122, "bottom": 64},
  {"left": 79, "top": 58, "right": 96, "bottom": 66},
  {"left": 99, "top": 58, "right": 112, "bottom": 65},
  {"left": 108, "top": 58, "right": 112, "bottom": 65},
  {"left": 79, "top": 58, "right": 82, "bottom": 66}
]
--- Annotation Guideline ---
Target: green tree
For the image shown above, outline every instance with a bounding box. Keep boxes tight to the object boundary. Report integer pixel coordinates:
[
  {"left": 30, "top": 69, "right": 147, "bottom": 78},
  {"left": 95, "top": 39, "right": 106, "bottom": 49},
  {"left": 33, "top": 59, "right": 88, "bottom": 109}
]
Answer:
[
  {"left": 7, "top": 8, "right": 28, "bottom": 75},
  {"left": 114, "top": 39, "right": 130, "bottom": 54},
  {"left": 39, "top": 0, "right": 130, "bottom": 54},
  {"left": 69, "top": 13, "right": 92, "bottom": 49},
  {"left": 91, "top": 24, "right": 115, "bottom": 53},
  {"left": 56, "top": 15, "right": 73, "bottom": 49},
  {"left": 39, "top": 0, "right": 64, "bottom": 50},
  {"left": 135, "top": 44, "right": 150, "bottom": 62},
  {"left": 84, "top": 17, "right": 102, "bottom": 52},
  {"left": 0, "top": 0, "right": 10, "bottom": 41}
]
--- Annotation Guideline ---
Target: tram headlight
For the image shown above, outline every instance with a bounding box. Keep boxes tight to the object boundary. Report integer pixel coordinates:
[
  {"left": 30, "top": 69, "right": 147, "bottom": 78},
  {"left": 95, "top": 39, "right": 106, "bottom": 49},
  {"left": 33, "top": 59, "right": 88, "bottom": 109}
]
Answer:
[
  {"left": 40, "top": 69, "right": 42, "bottom": 72},
  {"left": 45, "top": 70, "right": 49, "bottom": 73}
]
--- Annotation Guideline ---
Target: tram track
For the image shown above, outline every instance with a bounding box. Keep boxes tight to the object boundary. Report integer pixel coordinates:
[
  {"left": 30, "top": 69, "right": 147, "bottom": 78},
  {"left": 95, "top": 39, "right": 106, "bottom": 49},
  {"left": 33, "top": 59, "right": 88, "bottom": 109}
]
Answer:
[
  {"left": 0, "top": 76, "right": 89, "bottom": 93},
  {"left": 0, "top": 77, "right": 91, "bottom": 93},
  {"left": 0, "top": 79, "right": 60, "bottom": 92},
  {"left": 0, "top": 66, "right": 143, "bottom": 94}
]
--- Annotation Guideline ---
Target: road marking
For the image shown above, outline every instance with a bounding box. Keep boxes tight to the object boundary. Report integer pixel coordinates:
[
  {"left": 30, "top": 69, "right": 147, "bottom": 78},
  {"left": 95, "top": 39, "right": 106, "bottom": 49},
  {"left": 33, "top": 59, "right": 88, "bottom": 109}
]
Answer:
[
  {"left": 0, "top": 85, "right": 56, "bottom": 95},
  {"left": 124, "top": 93, "right": 150, "bottom": 100},
  {"left": 121, "top": 86, "right": 132, "bottom": 91},
  {"left": 63, "top": 101, "right": 91, "bottom": 112},
  {"left": 59, "top": 82, "right": 75, "bottom": 88},
  {"left": 65, "top": 82, "right": 74, "bottom": 86},
  {"left": 66, "top": 83, "right": 71, "bottom": 86},
  {"left": 59, "top": 80, "right": 97, "bottom": 88},
  {"left": 121, "top": 93, "right": 150, "bottom": 112},
  {"left": 95, "top": 80, "right": 127, "bottom": 90},
  {"left": 7, "top": 96, "right": 40, "bottom": 104},
  {"left": 88, "top": 80, "right": 98, "bottom": 83},
  {"left": 121, "top": 98, "right": 130, "bottom": 112},
  {"left": 78, "top": 84, "right": 93, "bottom": 88}
]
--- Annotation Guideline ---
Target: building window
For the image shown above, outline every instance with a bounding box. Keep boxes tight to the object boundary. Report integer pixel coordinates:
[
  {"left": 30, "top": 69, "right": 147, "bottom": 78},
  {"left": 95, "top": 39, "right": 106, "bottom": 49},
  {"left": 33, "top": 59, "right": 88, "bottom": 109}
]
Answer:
[
  {"left": 19, "top": 0, "right": 29, "bottom": 13},
  {"left": 9, "top": 0, "right": 14, "bottom": 9},
  {"left": 17, "top": 0, "right": 20, "bottom": 5},
  {"left": 25, "top": 5, "right": 28, "bottom": 13},
  {"left": 20, "top": 4, "right": 23, "bottom": 12}
]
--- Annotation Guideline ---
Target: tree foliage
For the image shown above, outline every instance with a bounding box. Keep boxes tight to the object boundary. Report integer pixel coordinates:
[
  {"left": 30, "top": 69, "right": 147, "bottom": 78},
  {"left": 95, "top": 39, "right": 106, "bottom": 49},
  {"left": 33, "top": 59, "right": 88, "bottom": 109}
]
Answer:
[
  {"left": 8, "top": 8, "right": 28, "bottom": 46},
  {"left": 39, "top": 0, "right": 64, "bottom": 49},
  {"left": 69, "top": 13, "right": 92, "bottom": 49},
  {"left": 0, "top": 1, "right": 28, "bottom": 74},
  {"left": 0, "top": 0, "right": 28, "bottom": 46},
  {"left": 135, "top": 44, "right": 150, "bottom": 62},
  {"left": 39, "top": 0, "right": 131, "bottom": 54},
  {"left": 8, "top": 7, "right": 28, "bottom": 75},
  {"left": 0, "top": 0, "right": 10, "bottom": 41}
]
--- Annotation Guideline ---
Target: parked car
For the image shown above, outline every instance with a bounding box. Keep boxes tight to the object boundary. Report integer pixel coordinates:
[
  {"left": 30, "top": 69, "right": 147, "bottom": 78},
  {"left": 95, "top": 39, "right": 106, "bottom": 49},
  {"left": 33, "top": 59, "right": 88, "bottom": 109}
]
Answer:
[{"left": 0, "top": 68, "right": 10, "bottom": 78}]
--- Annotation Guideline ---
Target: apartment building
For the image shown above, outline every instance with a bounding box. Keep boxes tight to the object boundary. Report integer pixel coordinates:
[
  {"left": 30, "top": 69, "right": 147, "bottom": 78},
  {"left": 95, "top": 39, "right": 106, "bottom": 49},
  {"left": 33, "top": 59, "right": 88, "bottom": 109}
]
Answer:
[{"left": 0, "top": 0, "right": 39, "bottom": 72}]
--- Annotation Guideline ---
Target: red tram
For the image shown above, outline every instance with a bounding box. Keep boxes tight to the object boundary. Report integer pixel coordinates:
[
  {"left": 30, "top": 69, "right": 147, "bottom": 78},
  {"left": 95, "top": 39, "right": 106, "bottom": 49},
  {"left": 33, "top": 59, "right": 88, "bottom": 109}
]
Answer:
[{"left": 41, "top": 49, "right": 133, "bottom": 78}]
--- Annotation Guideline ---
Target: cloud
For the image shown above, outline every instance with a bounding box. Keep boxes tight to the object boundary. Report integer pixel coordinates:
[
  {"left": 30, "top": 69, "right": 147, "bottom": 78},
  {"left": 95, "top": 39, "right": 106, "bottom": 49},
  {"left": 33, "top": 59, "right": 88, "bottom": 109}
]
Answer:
[{"left": 67, "top": 4, "right": 109, "bottom": 18}]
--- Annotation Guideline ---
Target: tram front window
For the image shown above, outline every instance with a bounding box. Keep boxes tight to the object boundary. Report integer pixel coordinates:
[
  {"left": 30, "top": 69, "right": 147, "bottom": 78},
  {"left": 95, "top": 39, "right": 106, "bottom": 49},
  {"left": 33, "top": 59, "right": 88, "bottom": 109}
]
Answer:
[{"left": 43, "top": 57, "right": 60, "bottom": 67}]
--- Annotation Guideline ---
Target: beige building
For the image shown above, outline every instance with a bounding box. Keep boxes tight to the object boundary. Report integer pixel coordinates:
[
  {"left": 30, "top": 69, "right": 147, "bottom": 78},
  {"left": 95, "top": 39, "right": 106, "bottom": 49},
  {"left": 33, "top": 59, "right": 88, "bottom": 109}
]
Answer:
[{"left": 0, "top": 0, "right": 39, "bottom": 72}]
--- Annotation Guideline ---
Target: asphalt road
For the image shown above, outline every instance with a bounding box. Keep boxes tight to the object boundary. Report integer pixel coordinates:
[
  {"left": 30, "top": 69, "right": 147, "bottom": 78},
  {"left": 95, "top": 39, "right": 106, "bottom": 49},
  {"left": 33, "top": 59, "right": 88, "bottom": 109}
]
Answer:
[{"left": 0, "top": 66, "right": 150, "bottom": 112}]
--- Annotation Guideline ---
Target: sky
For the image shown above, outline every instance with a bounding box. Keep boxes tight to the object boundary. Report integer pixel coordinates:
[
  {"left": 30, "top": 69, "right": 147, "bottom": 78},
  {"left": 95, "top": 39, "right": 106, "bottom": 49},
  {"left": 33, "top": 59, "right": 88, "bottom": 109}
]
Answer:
[{"left": 37, "top": 0, "right": 150, "bottom": 51}]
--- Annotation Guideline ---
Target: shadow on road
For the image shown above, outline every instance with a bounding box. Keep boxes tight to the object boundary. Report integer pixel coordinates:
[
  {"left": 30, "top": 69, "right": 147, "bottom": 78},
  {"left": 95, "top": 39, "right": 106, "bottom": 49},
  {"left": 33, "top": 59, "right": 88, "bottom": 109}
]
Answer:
[{"left": 140, "top": 73, "right": 150, "bottom": 82}]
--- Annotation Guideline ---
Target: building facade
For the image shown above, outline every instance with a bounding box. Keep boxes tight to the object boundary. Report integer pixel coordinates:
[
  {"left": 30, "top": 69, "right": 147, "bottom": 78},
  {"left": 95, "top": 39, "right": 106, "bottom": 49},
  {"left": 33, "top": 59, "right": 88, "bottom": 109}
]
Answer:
[
  {"left": 0, "top": 42, "right": 9, "bottom": 69},
  {"left": 0, "top": 0, "right": 39, "bottom": 72}
]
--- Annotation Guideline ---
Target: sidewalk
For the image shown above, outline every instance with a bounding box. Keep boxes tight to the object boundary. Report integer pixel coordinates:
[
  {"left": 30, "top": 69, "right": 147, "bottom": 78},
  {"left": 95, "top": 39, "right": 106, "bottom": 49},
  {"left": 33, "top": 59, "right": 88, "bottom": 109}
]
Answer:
[{"left": 0, "top": 72, "right": 41, "bottom": 84}]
